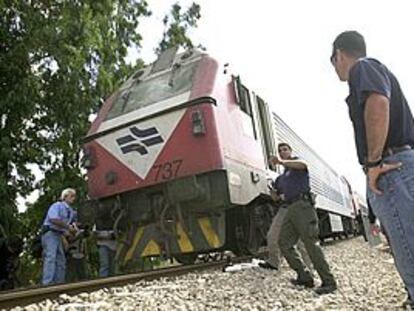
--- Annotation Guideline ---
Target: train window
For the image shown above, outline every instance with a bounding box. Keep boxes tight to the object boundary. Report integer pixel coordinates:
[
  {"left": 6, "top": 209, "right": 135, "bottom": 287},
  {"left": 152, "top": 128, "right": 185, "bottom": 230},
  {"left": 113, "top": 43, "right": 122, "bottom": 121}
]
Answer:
[
  {"left": 256, "top": 96, "right": 275, "bottom": 167},
  {"left": 239, "top": 85, "right": 252, "bottom": 115},
  {"left": 233, "top": 76, "right": 252, "bottom": 115},
  {"left": 233, "top": 76, "right": 257, "bottom": 139},
  {"left": 105, "top": 60, "right": 199, "bottom": 120}
]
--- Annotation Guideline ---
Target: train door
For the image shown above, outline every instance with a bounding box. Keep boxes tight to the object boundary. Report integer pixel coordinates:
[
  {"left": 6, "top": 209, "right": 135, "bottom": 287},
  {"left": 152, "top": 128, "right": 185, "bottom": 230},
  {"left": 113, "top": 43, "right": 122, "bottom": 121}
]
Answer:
[{"left": 254, "top": 95, "right": 277, "bottom": 169}]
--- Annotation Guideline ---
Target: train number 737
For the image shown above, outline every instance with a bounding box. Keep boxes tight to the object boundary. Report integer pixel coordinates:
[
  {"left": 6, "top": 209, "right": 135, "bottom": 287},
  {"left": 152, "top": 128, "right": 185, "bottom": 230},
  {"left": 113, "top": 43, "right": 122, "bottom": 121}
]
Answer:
[{"left": 152, "top": 159, "right": 183, "bottom": 181}]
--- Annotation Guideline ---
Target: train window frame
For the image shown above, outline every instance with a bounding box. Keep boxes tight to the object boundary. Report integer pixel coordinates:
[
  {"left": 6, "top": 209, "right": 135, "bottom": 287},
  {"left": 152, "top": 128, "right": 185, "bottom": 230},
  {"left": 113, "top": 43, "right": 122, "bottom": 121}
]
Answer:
[
  {"left": 105, "top": 60, "right": 198, "bottom": 120},
  {"left": 232, "top": 75, "right": 257, "bottom": 139},
  {"left": 256, "top": 95, "right": 276, "bottom": 168}
]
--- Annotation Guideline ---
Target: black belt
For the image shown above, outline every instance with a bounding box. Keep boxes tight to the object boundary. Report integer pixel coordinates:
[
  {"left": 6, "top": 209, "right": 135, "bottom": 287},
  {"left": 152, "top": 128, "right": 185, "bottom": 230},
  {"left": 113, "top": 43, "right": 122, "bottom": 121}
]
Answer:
[
  {"left": 41, "top": 225, "right": 64, "bottom": 235},
  {"left": 285, "top": 192, "right": 314, "bottom": 205},
  {"left": 382, "top": 145, "right": 412, "bottom": 158}
]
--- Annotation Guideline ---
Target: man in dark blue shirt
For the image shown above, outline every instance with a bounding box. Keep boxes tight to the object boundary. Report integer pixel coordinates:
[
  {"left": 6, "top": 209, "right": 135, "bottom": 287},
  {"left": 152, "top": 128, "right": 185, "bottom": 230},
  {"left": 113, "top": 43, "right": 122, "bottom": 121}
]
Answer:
[
  {"left": 331, "top": 31, "right": 414, "bottom": 306},
  {"left": 273, "top": 143, "right": 336, "bottom": 295}
]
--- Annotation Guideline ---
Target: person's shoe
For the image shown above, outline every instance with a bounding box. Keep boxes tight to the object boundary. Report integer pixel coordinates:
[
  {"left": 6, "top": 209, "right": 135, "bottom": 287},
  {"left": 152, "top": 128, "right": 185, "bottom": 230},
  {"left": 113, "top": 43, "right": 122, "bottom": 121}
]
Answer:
[
  {"left": 258, "top": 262, "right": 278, "bottom": 270},
  {"left": 314, "top": 282, "right": 337, "bottom": 295},
  {"left": 290, "top": 277, "right": 314, "bottom": 288}
]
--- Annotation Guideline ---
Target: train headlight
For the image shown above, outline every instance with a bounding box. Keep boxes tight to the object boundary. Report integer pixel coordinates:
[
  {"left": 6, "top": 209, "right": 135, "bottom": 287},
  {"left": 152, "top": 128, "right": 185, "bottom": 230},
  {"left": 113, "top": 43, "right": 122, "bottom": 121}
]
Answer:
[
  {"left": 105, "top": 170, "right": 118, "bottom": 185},
  {"left": 191, "top": 110, "right": 206, "bottom": 136},
  {"left": 82, "top": 146, "right": 96, "bottom": 169}
]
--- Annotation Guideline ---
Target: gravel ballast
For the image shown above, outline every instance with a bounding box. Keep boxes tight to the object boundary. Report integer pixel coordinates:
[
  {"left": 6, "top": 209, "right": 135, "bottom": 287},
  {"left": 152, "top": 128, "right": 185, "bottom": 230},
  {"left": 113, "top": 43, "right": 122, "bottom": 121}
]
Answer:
[{"left": 11, "top": 237, "right": 408, "bottom": 311}]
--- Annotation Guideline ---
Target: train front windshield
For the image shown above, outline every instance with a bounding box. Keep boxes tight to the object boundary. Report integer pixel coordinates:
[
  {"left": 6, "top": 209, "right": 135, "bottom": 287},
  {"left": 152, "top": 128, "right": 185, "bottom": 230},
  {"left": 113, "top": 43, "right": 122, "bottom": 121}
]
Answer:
[{"left": 105, "top": 61, "right": 198, "bottom": 120}]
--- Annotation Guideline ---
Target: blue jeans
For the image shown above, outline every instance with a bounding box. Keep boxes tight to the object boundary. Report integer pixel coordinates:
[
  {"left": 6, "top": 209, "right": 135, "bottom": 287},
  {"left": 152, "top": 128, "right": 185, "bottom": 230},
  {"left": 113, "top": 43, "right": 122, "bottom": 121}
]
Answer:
[
  {"left": 367, "top": 150, "right": 414, "bottom": 299},
  {"left": 41, "top": 231, "right": 66, "bottom": 285},
  {"left": 98, "top": 245, "right": 115, "bottom": 277}
]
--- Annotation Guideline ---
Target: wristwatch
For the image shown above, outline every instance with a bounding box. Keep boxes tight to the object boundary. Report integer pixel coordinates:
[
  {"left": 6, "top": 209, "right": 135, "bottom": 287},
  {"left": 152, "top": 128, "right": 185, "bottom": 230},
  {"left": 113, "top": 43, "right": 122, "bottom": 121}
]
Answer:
[{"left": 364, "top": 158, "right": 382, "bottom": 172}]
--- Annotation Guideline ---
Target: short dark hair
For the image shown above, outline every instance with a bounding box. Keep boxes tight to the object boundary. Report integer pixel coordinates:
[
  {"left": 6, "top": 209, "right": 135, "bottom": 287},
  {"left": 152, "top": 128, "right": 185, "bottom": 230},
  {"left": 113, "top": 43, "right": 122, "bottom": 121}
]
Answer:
[
  {"left": 278, "top": 142, "right": 292, "bottom": 151},
  {"left": 331, "top": 31, "right": 366, "bottom": 61}
]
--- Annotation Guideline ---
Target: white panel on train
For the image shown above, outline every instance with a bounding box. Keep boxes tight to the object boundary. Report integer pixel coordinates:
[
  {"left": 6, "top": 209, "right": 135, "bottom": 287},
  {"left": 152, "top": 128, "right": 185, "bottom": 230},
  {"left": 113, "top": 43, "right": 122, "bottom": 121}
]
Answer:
[
  {"left": 96, "top": 109, "right": 185, "bottom": 179},
  {"left": 329, "top": 213, "right": 344, "bottom": 232}
]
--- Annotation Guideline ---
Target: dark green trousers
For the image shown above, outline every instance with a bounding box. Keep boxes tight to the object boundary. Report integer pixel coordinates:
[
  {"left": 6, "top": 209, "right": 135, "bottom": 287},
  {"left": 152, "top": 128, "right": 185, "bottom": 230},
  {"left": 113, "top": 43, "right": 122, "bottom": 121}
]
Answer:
[
  {"left": 278, "top": 199, "right": 335, "bottom": 284},
  {"left": 66, "top": 257, "right": 88, "bottom": 282}
]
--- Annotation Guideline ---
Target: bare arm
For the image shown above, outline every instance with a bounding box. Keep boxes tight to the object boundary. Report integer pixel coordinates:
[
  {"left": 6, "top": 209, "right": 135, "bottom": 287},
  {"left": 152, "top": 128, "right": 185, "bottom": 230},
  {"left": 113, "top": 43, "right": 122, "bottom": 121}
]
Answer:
[
  {"left": 49, "top": 219, "right": 77, "bottom": 235},
  {"left": 364, "top": 93, "right": 402, "bottom": 195},
  {"left": 49, "top": 219, "right": 70, "bottom": 230},
  {"left": 280, "top": 159, "right": 307, "bottom": 170},
  {"left": 364, "top": 93, "right": 389, "bottom": 162},
  {"left": 270, "top": 156, "right": 307, "bottom": 170}
]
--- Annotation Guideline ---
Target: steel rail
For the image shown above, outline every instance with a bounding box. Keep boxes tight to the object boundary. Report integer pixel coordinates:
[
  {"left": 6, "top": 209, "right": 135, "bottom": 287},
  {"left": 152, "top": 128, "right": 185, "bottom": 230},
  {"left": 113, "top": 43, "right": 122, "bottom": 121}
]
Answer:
[{"left": 0, "top": 254, "right": 256, "bottom": 310}]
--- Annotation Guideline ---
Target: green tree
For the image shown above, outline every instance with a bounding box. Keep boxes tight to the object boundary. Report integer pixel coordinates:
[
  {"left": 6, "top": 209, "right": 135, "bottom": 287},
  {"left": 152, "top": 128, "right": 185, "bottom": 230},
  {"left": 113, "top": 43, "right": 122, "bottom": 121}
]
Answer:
[
  {"left": 157, "top": 2, "right": 201, "bottom": 54},
  {"left": 1, "top": 0, "right": 152, "bottom": 238},
  {"left": 1, "top": 0, "right": 201, "bottom": 285},
  {"left": 1, "top": 0, "right": 201, "bottom": 237}
]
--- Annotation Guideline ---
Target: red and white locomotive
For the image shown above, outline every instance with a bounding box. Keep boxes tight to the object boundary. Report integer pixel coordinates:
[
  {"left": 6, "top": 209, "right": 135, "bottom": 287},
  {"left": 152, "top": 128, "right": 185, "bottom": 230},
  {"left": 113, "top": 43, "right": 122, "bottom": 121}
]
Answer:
[{"left": 83, "top": 48, "right": 357, "bottom": 267}]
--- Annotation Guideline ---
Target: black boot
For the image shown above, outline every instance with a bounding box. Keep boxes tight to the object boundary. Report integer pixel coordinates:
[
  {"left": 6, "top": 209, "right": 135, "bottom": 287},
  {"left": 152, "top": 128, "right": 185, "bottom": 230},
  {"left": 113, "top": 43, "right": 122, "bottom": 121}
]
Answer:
[
  {"left": 290, "top": 270, "right": 314, "bottom": 288},
  {"left": 314, "top": 281, "right": 337, "bottom": 295}
]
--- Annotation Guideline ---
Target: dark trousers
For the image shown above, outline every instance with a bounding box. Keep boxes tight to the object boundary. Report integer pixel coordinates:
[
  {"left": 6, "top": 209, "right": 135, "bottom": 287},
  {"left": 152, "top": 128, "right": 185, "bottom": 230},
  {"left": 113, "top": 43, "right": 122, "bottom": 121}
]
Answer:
[
  {"left": 278, "top": 199, "right": 335, "bottom": 284},
  {"left": 66, "top": 257, "right": 88, "bottom": 282}
]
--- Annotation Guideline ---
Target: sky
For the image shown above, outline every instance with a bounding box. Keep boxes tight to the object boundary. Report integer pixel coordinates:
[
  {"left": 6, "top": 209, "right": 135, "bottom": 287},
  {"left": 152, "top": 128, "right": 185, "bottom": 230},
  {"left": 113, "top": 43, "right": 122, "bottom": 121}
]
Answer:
[
  {"left": 134, "top": 0, "right": 414, "bottom": 197},
  {"left": 18, "top": 0, "right": 414, "bottom": 211}
]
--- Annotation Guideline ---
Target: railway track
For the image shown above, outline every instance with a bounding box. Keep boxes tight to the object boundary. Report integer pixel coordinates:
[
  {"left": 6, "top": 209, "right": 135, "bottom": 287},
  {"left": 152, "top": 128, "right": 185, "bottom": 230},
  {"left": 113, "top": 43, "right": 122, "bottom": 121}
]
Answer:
[{"left": 0, "top": 254, "right": 257, "bottom": 310}]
